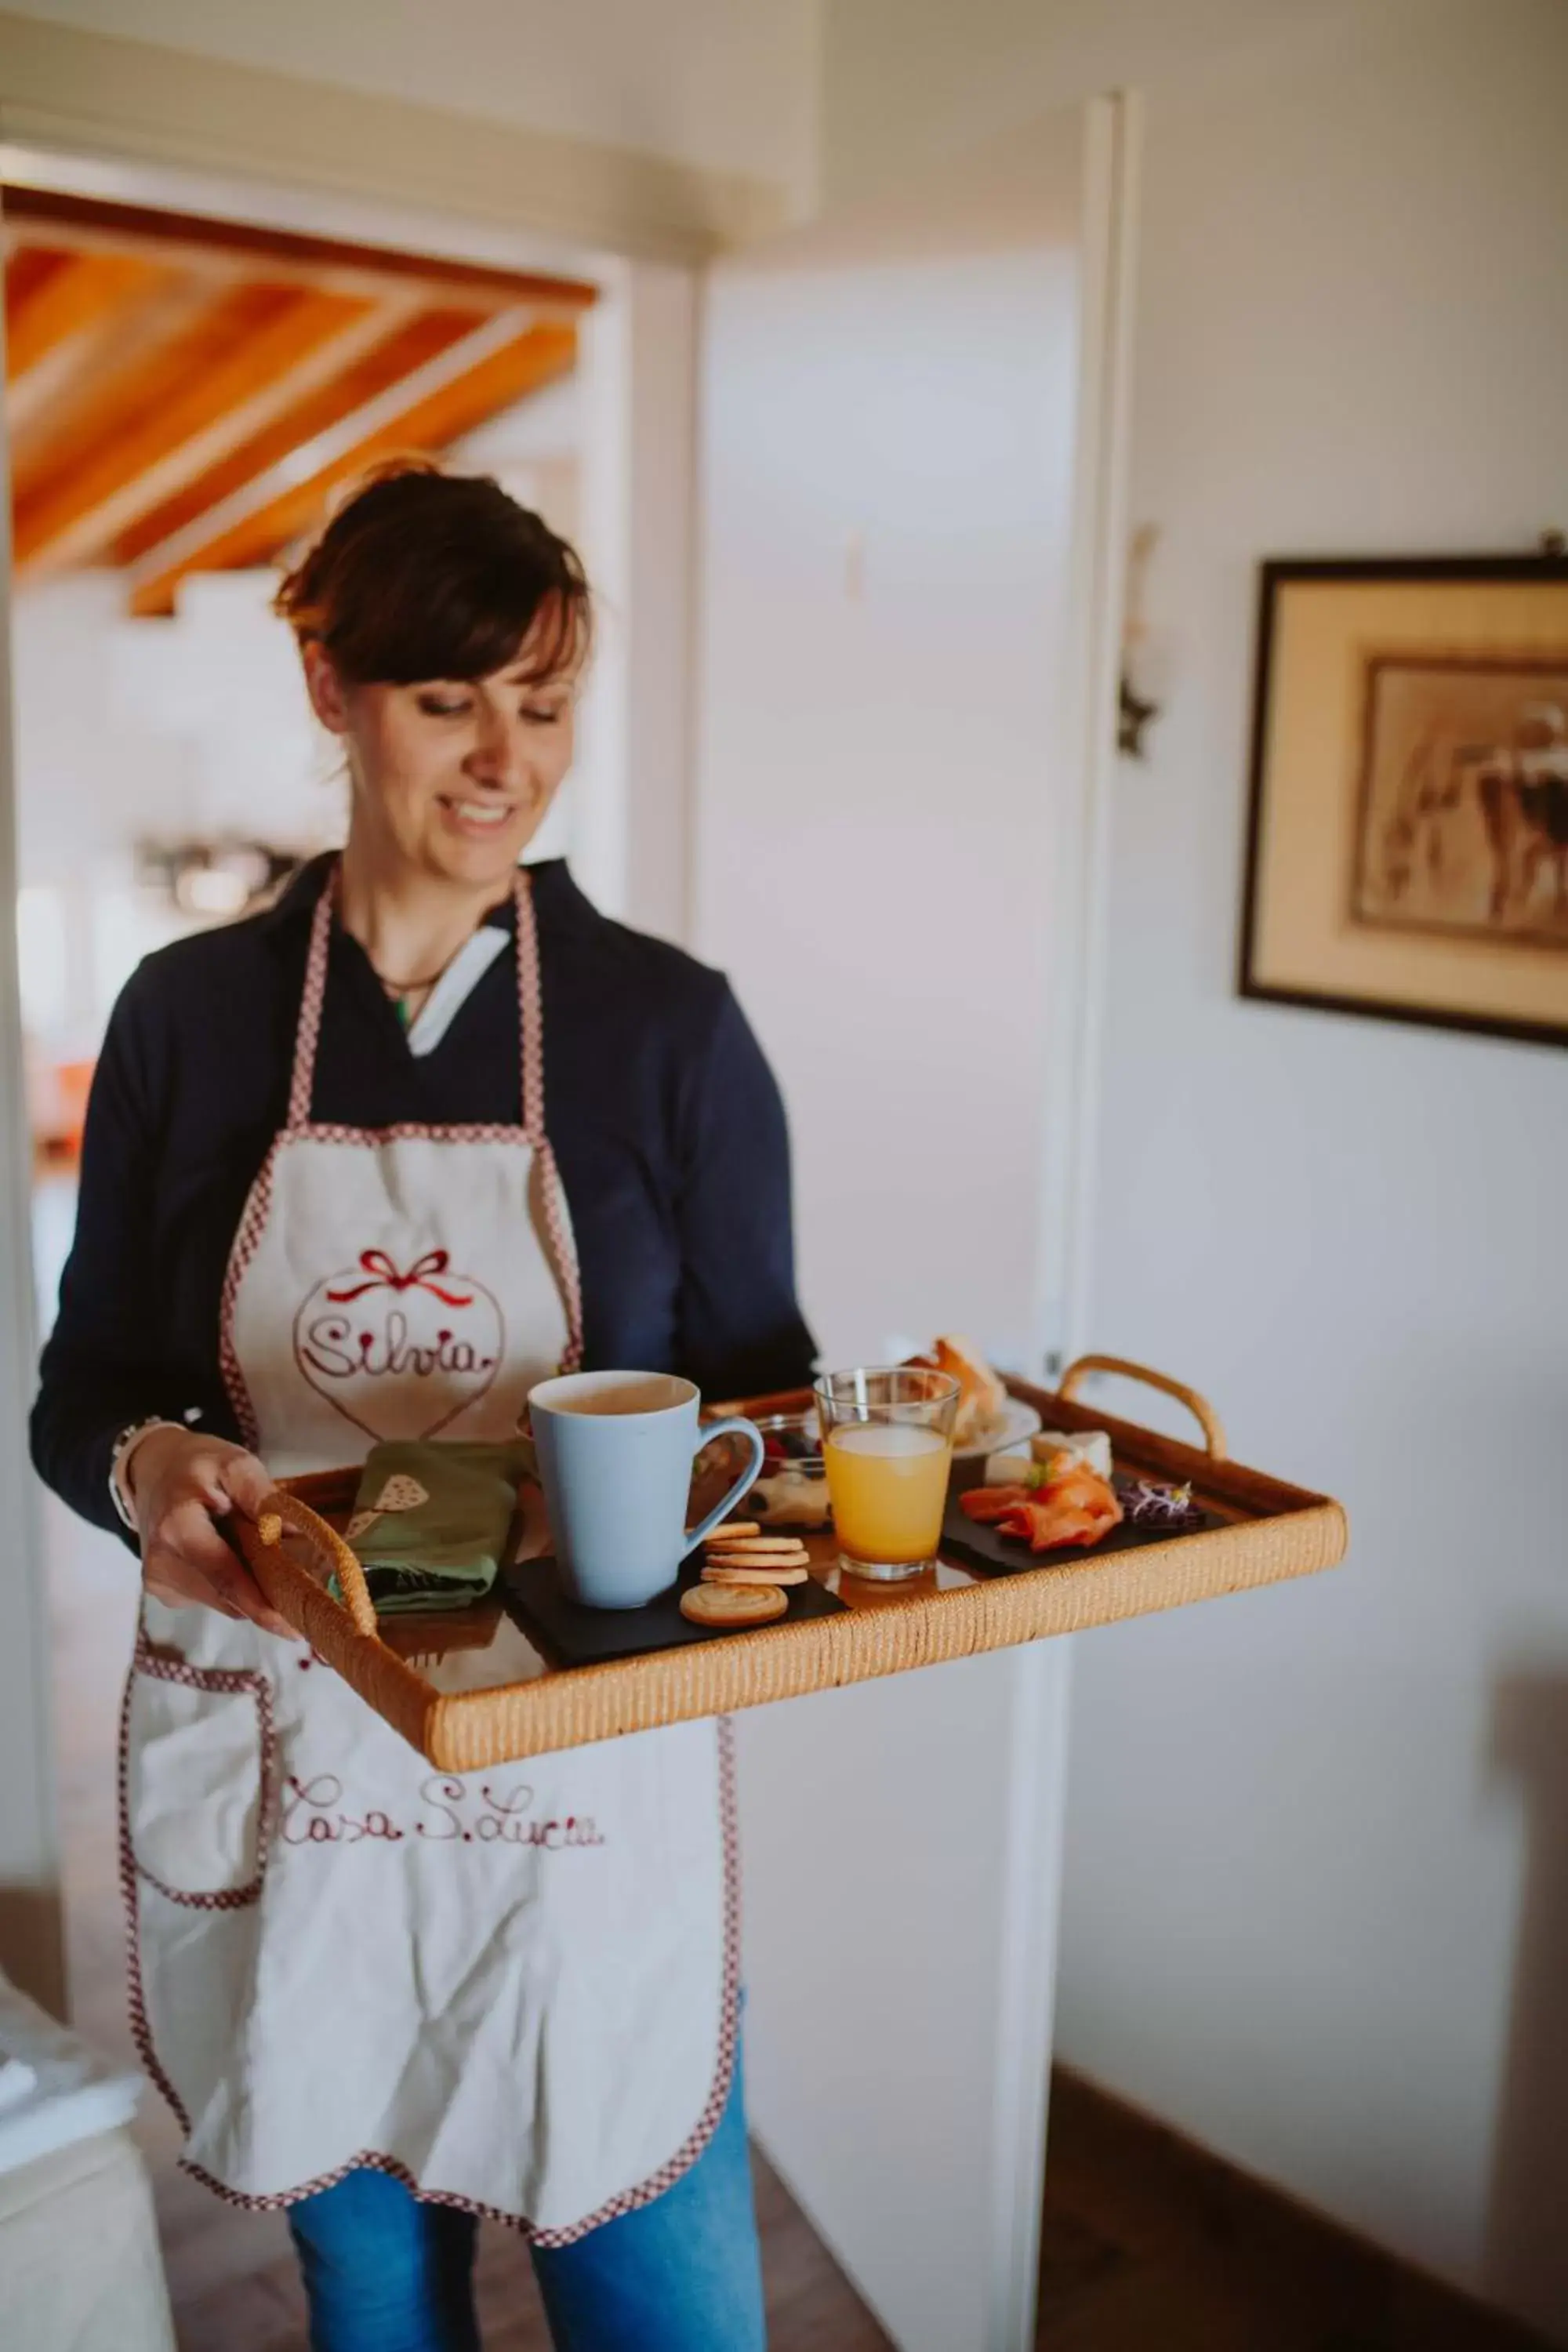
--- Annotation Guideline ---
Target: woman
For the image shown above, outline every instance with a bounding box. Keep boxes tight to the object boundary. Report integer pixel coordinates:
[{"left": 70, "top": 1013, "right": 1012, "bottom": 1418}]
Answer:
[{"left": 32, "top": 462, "right": 815, "bottom": 2352}]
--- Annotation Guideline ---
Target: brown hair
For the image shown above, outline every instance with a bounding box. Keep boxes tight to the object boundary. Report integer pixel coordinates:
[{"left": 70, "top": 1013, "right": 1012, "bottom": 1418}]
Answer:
[{"left": 274, "top": 457, "right": 590, "bottom": 686}]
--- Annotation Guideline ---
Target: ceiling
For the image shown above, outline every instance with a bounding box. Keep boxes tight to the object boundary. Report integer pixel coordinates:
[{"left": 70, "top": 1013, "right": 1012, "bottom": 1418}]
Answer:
[{"left": 2, "top": 186, "right": 596, "bottom": 615}]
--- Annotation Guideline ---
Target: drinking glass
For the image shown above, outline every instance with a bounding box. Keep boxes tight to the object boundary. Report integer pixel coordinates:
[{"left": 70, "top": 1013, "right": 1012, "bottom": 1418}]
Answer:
[{"left": 813, "top": 1366, "right": 960, "bottom": 1581}]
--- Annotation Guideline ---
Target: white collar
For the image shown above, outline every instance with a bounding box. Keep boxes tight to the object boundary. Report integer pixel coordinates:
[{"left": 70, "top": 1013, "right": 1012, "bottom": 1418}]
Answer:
[{"left": 404, "top": 926, "right": 510, "bottom": 1058}]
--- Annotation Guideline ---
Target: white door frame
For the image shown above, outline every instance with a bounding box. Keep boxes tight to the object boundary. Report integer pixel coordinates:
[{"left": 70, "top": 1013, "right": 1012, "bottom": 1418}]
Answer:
[
  {"left": 1001, "top": 105, "right": 1142, "bottom": 2336},
  {"left": 1033, "top": 89, "right": 1142, "bottom": 1385},
  {"left": 0, "top": 136, "right": 700, "bottom": 2015},
  {"left": 1002, "top": 98, "right": 1140, "bottom": 2342},
  {"left": 0, "top": 280, "right": 62, "bottom": 2013}
]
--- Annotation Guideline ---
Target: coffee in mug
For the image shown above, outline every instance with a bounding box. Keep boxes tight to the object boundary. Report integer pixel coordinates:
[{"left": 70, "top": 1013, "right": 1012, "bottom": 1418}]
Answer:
[{"left": 526, "top": 1370, "right": 764, "bottom": 1610}]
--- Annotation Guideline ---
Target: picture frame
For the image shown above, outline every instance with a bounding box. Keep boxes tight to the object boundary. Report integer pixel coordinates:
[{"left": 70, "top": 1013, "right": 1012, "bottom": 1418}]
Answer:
[{"left": 1239, "top": 554, "right": 1568, "bottom": 1049}]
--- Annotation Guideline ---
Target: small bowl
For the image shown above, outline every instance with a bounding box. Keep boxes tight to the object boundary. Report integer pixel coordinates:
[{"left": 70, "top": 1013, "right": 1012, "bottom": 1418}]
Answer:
[
  {"left": 753, "top": 1408, "right": 824, "bottom": 1473},
  {"left": 749, "top": 1410, "right": 831, "bottom": 1529}
]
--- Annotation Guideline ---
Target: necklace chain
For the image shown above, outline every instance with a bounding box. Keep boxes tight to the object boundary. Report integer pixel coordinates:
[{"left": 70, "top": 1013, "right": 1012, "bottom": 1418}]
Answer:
[
  {"left": 372, "top": 962, "right": 450, "bottom": 998},
  {"left": 354, "top": 905, "right": 492, "bottom": 1009}
]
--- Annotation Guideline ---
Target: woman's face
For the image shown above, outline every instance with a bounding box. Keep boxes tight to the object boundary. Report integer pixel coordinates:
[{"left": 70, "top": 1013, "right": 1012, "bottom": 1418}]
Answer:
[{"left": 304, "top": 632, "right": 579, "bottom": 893}]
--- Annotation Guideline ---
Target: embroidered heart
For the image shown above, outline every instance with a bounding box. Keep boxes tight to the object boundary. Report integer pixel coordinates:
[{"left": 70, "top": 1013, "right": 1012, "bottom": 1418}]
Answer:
[{"left": 293, "top": 1249, "right": 504, "bottom": 1444}]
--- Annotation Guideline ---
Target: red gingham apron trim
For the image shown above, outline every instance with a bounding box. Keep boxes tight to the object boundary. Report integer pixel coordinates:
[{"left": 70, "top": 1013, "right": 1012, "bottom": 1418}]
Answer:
[
  {"left": 533, "top": 1136, "right": 584, "bottom": 1379},
  {"left": 285, "top": 873, "right": 333, "bottom": 1133},
  {"left": 216, "top": 1130, "right": 281, "bottom": 1453},
  {"left": 119, "top": 1711, "right": 741, "bottom": 2238},
  {"left": 125, "top": 1635, "right": 277, "bottom": 1910},
  {"left": 513, "top": 866, "right": 582, "bottom": 1374},
  {"left": 513, "top": 866, "right": 546, "bottom": 1143}
]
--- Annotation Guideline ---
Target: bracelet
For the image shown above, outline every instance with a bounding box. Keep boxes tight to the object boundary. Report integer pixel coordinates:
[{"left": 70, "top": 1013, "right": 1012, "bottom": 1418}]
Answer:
[{"left": 108, "top": 1419, "right": 178, "bottom": 1533}]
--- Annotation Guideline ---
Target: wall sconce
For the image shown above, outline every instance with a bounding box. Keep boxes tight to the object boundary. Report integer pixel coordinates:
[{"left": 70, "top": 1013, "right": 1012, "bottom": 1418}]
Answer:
[{"left": 1119, "top": 524, "right": 1167, "bottom": 760}]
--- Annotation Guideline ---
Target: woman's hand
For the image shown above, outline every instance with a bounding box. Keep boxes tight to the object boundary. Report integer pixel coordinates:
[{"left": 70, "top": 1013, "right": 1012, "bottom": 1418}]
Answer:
[{"left": 128, "top": 1427, "right": 298, "bottom": 1639}]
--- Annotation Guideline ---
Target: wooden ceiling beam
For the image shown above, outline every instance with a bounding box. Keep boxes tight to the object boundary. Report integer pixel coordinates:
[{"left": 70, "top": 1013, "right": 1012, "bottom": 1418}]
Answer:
[
  {"left": 14, "top": 281, "right": 378, "bottom": 571},
  {"left": 2, "top": 185, "right": 598, "bottom": 318},
  {"left": 107, "top": 306, "right": 495, "bottom": 567},
  {"left": 13, "top": 290, "right": 434, "bottom": 579},
  {"left": 7, "top": 275, "right": 226, "bottom": 482},
  {"left": 6, "top": 245, "right": 169, "bottom": 384},
  {"left": 127, "top": 313, "right": 578, "bottom": 617}
]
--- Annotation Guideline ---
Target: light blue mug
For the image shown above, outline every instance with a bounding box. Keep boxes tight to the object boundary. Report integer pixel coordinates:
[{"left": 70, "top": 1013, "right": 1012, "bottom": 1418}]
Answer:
[{"left": 525, "top": 1370, "right": 766, "bottom": 1610}]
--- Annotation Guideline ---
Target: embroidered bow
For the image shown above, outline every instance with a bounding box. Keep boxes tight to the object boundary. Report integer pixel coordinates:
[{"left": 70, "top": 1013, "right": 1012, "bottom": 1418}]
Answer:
[{"left": 325, "top": 1248, "right": 474, "bottom": 1308}]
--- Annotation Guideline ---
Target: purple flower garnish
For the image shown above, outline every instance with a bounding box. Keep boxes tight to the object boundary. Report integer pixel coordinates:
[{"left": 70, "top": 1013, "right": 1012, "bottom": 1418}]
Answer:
[{"left": 1116, "top": 1475, "right": 1203, "bottom": 1529}]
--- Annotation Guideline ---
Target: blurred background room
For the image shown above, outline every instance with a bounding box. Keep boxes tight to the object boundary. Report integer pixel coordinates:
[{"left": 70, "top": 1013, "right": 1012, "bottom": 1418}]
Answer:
[{"left": 0, "top": 3, "right": 1564, "bottom": 2349}]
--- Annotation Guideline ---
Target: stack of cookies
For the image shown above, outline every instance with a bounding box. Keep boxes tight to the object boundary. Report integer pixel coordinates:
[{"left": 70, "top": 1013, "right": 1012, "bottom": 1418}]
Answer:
[{"left": 678, "top": 1523, "right": 812, "bottom": 1627}]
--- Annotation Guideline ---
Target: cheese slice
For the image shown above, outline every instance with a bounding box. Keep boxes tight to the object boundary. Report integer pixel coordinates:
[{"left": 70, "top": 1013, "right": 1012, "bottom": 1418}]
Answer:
[
  {"left": 984, "top": 1430, "right": 1114, "bottom": 1484},
  {"left": 1032, "top": 1428, "right": 1113, "bottom": 1478}
]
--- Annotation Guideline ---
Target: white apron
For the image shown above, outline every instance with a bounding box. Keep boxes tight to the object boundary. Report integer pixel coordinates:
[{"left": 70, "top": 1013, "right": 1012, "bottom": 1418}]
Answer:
[{"left": 120, "top": 863, "right": 738, "bottom": 2240}]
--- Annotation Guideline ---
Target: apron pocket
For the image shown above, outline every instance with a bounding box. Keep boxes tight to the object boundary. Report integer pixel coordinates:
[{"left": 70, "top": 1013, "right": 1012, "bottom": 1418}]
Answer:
[{"left": 126, "top": 1654, "right": 272, "bottom": 1906}]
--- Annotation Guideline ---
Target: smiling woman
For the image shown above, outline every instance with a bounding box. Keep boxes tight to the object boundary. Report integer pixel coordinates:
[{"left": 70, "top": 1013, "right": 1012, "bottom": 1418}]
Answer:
[{"left": 30, "top": 457, "right": 812, "bottom": 2351}]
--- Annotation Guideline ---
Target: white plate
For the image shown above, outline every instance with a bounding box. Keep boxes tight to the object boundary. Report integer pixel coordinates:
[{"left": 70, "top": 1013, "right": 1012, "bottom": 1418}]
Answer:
[{"left": 952, "top": 1396, "right": 1042, "bottom": 1461}]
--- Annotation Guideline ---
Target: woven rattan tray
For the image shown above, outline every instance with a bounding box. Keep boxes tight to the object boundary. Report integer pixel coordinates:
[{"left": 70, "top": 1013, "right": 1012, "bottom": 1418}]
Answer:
[{"left": 233, "top": 1354, "right": 1347, "bottom": 1769}]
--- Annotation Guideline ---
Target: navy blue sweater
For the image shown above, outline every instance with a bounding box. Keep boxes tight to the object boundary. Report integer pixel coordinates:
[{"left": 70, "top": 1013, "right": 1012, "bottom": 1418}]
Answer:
[{"left": 31, "top": 855, "right": 815, "bottom": 1536}]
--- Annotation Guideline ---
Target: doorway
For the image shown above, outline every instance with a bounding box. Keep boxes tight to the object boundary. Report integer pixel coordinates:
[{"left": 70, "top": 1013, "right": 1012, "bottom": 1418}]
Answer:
[{"left": 0, "top": 155, "right": 789, "bottom": 2350}]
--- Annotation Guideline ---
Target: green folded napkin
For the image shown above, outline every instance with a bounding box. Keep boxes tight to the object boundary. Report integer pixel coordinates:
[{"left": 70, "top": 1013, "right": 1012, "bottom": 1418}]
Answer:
[{"left": 343, "top": 1439, "right": 533, "bottom": 1614}]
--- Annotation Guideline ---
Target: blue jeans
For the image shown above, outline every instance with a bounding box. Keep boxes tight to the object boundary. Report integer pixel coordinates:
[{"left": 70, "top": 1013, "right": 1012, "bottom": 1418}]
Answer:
[{"left": 285, "top": 2051, "right": 766, "bottom": 2352}]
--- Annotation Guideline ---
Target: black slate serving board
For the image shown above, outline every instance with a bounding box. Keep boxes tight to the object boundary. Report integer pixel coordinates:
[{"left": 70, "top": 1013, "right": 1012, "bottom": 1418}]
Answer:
[
  {"left": 501, "top": 1555, "right": 847, "bottom": 1668},
  {"left": 940, "top": 1492, "right": 1219, "bottom": 1577}
]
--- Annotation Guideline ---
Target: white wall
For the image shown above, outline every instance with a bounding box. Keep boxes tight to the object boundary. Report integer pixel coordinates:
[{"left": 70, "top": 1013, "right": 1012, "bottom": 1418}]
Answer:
[
  {"left": 826, "top": 0, "right": 1568, "bottom": 2334},
  {"left": 4, "top": 0, "right": 822, "bottom": 211},
  {"left": 695, "top": 118, "right": 1099, "bottom": 1368}
]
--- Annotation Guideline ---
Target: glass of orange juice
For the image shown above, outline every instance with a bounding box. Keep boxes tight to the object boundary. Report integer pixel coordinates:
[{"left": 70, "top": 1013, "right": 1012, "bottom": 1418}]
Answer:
[{"left": 814, "top": 1366, "right": 960, "bottom": 1581}]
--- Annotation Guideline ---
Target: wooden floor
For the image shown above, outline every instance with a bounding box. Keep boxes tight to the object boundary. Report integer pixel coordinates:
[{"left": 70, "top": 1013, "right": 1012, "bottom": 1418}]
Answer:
[
  {"left": 46, "top": 1488, "right": 1545, "bottom": 2350},
  {"left": 1040, "top": 2071, "right": 1551, "bottom": 2352}
]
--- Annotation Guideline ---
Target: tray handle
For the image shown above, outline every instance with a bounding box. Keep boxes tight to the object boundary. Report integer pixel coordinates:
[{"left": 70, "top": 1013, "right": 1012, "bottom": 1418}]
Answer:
[
  {"left": 1058, "top": 1354, "right": 1228, "bottom": 1461},
  {"left": 256, "top": 1486, "right": 380, "bottom": 1637}
]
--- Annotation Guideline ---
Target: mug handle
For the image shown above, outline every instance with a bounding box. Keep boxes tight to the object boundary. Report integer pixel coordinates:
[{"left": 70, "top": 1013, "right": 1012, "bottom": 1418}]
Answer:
[{"left": 682, "top": 1417, "right": 766, "bottom": 1560}]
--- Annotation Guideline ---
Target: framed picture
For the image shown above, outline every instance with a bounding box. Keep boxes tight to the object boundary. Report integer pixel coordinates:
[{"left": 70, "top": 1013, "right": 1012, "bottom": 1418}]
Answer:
[{"left": 1240, "top": 554, "right": 1568, "bottom": 1048}]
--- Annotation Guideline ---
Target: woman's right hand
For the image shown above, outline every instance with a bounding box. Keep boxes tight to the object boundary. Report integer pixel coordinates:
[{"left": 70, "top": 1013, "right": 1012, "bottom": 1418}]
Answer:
[{"left": 128, "top": 1427, "right": 298, "bottom": 1639}]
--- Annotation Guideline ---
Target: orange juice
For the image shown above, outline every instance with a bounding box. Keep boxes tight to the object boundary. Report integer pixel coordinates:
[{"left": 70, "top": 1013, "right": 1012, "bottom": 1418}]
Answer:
[{"left": 824, "top": 1421, "right": 950, "bottom": 1566}]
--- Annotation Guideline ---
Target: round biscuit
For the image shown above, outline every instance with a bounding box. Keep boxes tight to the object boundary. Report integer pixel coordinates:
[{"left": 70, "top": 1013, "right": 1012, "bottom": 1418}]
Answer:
[
  {"left": 680, "top": 1581, "right": 787, "bottom": 1627},
  {"left": 704, "top": 1552, "right": 808, "bottom": 1572},
  {"left": 702, "top": 1563, "right": 809, "bottom": 1587},
  {"left": 710, "top": 1543, "right": 818, "bottom": 1562},
  {"left": 709, "top": 1521, "right": 761, "bottom": 1541}
]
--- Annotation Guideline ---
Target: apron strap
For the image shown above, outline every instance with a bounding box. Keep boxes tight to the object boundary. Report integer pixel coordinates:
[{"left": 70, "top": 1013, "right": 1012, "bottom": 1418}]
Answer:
[
  {"left": 513, "top": 868, "right": 546, "bottom": 1144},
  {"left": 514, "top": 869, "right": 585, "bottom": 1373},
  {"left": 286, "top": 865, "right": 337, "bottom": 1132}
]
